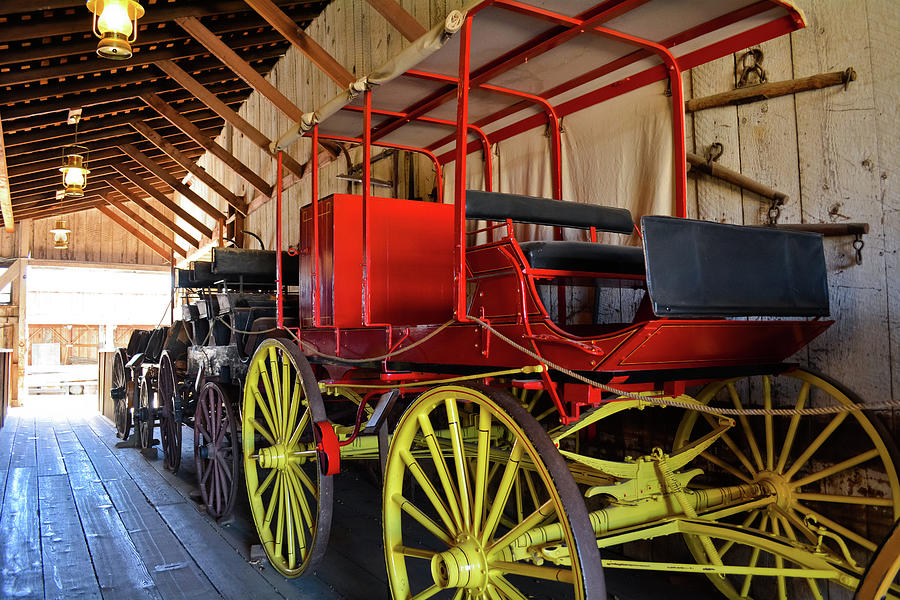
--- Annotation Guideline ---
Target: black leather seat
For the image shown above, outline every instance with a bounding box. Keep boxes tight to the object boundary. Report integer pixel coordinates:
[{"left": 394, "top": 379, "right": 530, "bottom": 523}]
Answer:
[
  {"left": 466, "top": 190, "right": 634, "bottom": 234},
  {"left": 519, "top": 241, "right": 645, "bottom": 275}
]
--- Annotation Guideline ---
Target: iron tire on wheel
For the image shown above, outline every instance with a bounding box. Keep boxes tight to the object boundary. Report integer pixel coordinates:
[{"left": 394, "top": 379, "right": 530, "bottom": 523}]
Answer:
[
  {"left": 194, "top": 381, "right": 240, "bottom": 520},
  {"left": 135, "top": 376, "right": 156, "bottom": 450},
  {"left": 158, "top": 351, "right": 182, "bottom": 473},
  {"left": 383, "top": 384, "right": 605, "bottom": 600},
  {"left": 112, "top": 348, "right": 131, "bottom": 440},
  {"left": 673, "top": 368, "right": 900, "bottom": 599},
  {"left": 242, "top": 338, "right": 333, "bottom": 578}
]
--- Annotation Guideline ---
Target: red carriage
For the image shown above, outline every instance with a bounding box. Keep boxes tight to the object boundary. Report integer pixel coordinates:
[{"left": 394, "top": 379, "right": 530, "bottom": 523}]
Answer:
[{"left": 141, "top": 2, "right": 900, "bottom": 598}]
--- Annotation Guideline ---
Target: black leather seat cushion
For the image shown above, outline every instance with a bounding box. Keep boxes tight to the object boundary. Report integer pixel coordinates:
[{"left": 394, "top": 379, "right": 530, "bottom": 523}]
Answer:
[
  {"left": 519, "top": 241, "right": 645, "bottom": 275},
  {"left": 641, "top": 216, "right": 829, "bottom": 317},
  {"left": 466, "top": 190, "right": 634, "bottom": 234}
]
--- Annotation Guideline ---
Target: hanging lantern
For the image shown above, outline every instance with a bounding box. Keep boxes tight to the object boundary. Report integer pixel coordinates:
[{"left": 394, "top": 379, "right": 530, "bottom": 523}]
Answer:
[
  {"left": 85, "top": 0, "right": 145, "bottom": 60},
  {"left": 60, "top": 145, "right": 90, "bottom": 197},
  {"left": 50, "top": 219, "right": 71, "bottom": 250}
]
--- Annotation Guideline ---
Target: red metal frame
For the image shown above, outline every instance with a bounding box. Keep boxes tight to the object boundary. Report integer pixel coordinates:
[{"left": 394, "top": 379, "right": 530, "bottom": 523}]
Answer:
[{"left": 269, "top": 0, "right": 815, "bottom": 424}]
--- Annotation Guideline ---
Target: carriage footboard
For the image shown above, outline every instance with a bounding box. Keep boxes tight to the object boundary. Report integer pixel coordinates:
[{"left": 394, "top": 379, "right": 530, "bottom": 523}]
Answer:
[{"left": 641, "top": 216, "right": 829, "bottom": 317}]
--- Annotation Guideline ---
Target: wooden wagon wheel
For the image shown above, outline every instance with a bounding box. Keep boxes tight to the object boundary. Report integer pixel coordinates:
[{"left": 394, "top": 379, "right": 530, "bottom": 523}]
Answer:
[
  {"left": 243, "top": 339, "right": 333, "bottom": 578},
  {"left": 135, "top": 375, "right": 157, "bottom": 450},
  {"left": 194, "top": 381, "right": 240, "bottom": 520},
  {"left": 673, "top": 368, "right": 900, "bottom": 599},
  {"left": 158, "top": 351, "right": 182, "bottom": 473},
  {"left": 112, "top": 348, "right": 132, "bottom": 440},
  {"left": 383, "top": 384, "right": 605, "bottom": 600}
]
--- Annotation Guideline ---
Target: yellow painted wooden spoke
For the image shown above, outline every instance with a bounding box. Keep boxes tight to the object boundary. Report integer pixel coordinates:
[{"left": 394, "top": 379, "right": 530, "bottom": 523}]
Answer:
[
  {"left": 243, "top": 338, "right": 331, "bottom": 578},
  {"left": 384, "top": 385, "right": 597, "bottom": 600},
  {"left": 674, "top": 368, "right": 900, "bottom": 599}
]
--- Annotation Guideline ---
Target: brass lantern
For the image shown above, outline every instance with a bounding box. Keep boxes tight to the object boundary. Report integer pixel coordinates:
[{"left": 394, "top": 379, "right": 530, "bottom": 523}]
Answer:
[
  {"left": 85, "top": 0, "right": 145, "bottom": 60},
  {"left": 50, "top": 219, "right": 71, "bottom": 250},
  {"left": 60, "top": 145, "right": 90, "bottom": 197}
]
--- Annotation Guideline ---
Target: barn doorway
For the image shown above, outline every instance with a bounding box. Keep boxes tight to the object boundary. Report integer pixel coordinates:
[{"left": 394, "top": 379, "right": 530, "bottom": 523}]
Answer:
[{"left": 23, "top": 264, "right": 170, "bottom": 414}]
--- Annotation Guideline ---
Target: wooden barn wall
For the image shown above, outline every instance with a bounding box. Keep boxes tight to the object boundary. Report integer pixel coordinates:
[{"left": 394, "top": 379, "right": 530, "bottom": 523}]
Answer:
[
  {"left": 188, "top": 0, "right": 896, "bottom": 419},
  {"left": 0, "top": 208, "right": 169, "bottom": 266}
]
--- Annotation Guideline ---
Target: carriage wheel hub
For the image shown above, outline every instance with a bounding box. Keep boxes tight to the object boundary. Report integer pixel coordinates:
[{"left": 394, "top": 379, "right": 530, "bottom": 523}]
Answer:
[
  {"left": 431, "top": 535, "right": 488, "bottom": 590},
  {"left": 258, "top": 444, "right": 288, "bottom": 470},
  {"left": 755, "top": 470, "right": 794, "bottom": 510}
]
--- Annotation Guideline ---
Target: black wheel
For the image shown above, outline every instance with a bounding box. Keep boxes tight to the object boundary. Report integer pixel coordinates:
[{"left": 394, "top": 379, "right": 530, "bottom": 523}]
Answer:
[
  {"left": 136, "top": 375, "right": 156, "bottom": 450},
  {"left": 195, "top": 381, "right": 240, "bottom": 520},
  {"left": 158, "top": 351, "right": 182, "bottom": 472},
  {"left": 112, "top": 349, "right": 131, "bottom": 440}
]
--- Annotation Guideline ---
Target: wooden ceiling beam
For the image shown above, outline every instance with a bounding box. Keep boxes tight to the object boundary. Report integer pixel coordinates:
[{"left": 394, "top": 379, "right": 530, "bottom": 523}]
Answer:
[
  {"left": 0, "top": 1, "right": 83, "bottom": 16},
  {"left": 364, "top": 0, "right": 426, "bottom": 42},
  {"left": 0, "top": 60, "right": 264, "bottom": 123},
  {"left": 7, "top": 125, "right": 216, "bottom": 176},
  {"left": 106, "top": 178, "right": 202, "bottom": 248},
  {"left": 11, "top": 149, "right": 200, "bottom": 196},
  {"left": 112, "top": 161, "right": 214, "bottom": 239},
  {"left": 104, "top": 195, "right": 189, "bottom": 257},
  {"left": 17, "top": 196, "right": 107, "bottom": 221},
  {"left": 0, "top": 113, "right": 13, "bottom": 232},
  {"left": 155, "top": 59, "right": 307, "bottom": 179},
  {"left": 10, "top": 158, "right": 196, "bottom": 208},
  {"left": 143, "top": 92, "right": 273, "bottom": 199},
  {"left": 1, "top": 45, "right": 288, "bottom": 107},
  {"left": 5, "top": 102, "right": 238, "bottom": 156},
  {"left": 3, "top": 79, "right": 250, "bottom": 134},
  {"left": 0, "top": 4, "right": 319, "bottom": 67},
  {"left": 2, "top": 28, "right": 288, "bottom": 88},
  {"left": 176, "top": 16, "right": 306, "bottom": 123},
  {"left": 242, "top": 0, "right": 354, "bottom": 87},
  {"left": 118, "top": 143, "right": 229, "bottom": 223},
  {"left": 129, "top": 120, "right": 247, "bottom": 214},
  {"left": 1, "top": 0, "right": 322, "bottom": 44},
  {"left": 97, "top": 204, "right": 172, "bottom": 261}
]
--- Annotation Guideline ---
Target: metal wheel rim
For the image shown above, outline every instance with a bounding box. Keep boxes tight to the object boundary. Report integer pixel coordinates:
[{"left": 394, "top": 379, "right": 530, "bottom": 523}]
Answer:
[
  {"left": 383, "top": 384, "right": 604, "bottom": 600},
  {"left": 194, "top": 381, "right": 239, "bottom": 520},
  {"left": 158, "top": 352, "right": 181, "bottom": 473},
  {"left": 137, "top": 376, "right": 155, "bottom": 449},
  {"left": 112, "top": 349, "right": 131, "bottom": 440},
  {"left": 243, "top": 338, "right": 333, "bottom": 579},
  {"left": 673, "top": 368, "right": 900, "bottom": 599}
]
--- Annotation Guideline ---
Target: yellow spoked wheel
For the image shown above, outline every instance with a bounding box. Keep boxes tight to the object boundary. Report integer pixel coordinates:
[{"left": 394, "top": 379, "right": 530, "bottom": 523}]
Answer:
[
  {"left": 383, "top": 384, "right": 605, "bottom": 600},
  {"left": 673, "top": 368, "right": 900, "bottom": 599},
  {"left": 243, "top": 339, "right": 333, "bottom": 578}
]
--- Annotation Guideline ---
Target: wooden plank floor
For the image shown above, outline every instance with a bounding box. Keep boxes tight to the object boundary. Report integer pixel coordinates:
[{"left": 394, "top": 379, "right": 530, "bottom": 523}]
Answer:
[{"left": 0, "top": 398, "right": 718, "bottom": 600}]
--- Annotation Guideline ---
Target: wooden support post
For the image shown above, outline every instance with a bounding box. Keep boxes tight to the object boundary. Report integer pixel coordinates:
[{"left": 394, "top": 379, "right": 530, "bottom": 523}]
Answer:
[
  {"left": 97, "top": 205, "right": 172, "bottom": 261},
  {"left": 153, "top": 61, "right": 307, "bottom": 179},
  {"left": 0, "top": 112, "right": 14, "bottom": 232},
  {"left": 129, "top": 120, "right": 249, "bottom": 214},
  {"left": 141, "top": 93, "right": 273, "bottom": 198},
  {"left": 112, "top": 161, "right": 214, "bottom": 238},
  {"left": 106, "top": 178, "right": 202, "bottom": 248},
  {"left": 14, "top": 222, "right": 31, "bottom": 407},
  {"left": 685, "top": 68, "right": 857, "bottom": 113},
  {"left": 118, "top": 143, "right": 228, "bottom": 223},
  {"left": 103, "top": 195, "right": 189, "bottom": 257},
  {"left": 364, "top": 0, "right": 426, "bottom": 42},
  {"left": 242, "top": 0, "right": 354, "bottom": 87}
]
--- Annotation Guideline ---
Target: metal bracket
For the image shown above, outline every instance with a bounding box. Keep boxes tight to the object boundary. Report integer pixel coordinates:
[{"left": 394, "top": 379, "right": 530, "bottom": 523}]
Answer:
[{"left": 363, "top": 388, "right": 400, "bottom": 435}]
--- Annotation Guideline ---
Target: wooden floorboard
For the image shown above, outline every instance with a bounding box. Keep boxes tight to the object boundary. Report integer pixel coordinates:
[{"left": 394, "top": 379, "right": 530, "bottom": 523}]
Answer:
[
  {"left": 0, "top": 466, "right": 43, "bottom": 598},
  {"left": 36, "top": 416, "right": 66, "bottom": 477},
  {"left": 10, "top": 415, "right": 36, "bottom": 469},
  {"left": 38, "top": 473, "right": 103, "bottom": 600},
  {"left": 56, "top": 419, "right": 163, "bottom": 600},
  {"left": 68, "top": 420, "right": 220, "bottom": 600}
]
